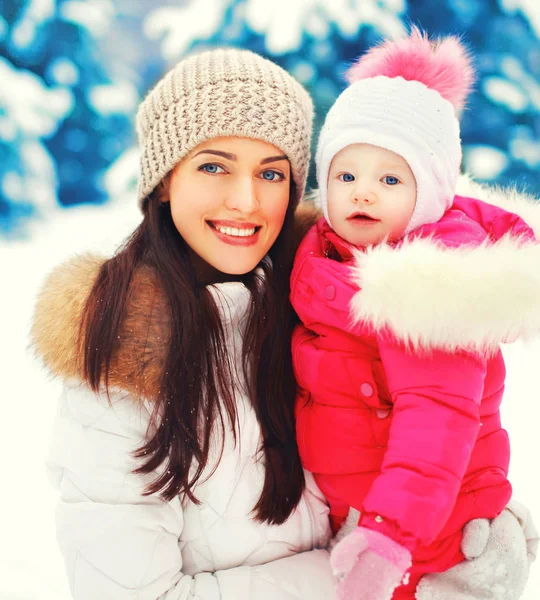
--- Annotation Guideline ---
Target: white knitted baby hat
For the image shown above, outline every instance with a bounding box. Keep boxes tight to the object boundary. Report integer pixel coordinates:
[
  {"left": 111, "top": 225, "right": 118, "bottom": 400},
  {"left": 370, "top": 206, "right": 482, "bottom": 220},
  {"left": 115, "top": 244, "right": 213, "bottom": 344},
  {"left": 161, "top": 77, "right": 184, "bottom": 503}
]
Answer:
[
  {"left": 316, "top": 28, "right": 474, "bottom": 233},
  {"left": 136, "top": 48, "right": 314, "bottom": 208}
]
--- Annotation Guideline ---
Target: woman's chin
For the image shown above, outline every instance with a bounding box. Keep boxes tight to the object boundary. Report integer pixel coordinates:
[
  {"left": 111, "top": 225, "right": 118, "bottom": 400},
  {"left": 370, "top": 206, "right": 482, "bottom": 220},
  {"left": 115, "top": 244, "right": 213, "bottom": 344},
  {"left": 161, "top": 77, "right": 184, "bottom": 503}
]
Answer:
[
  {"left": 191, "top": 252, "right": 266, "bottom": 284},
  {"left": 212, "top": 256, "right": 264, "bottom": 277}
]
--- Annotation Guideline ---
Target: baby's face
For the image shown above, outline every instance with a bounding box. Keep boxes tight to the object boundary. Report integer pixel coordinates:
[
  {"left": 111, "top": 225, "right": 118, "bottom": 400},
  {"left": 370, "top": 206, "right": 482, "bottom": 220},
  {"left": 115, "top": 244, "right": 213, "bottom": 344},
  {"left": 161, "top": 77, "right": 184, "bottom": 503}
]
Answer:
[{"left": 327, "top": 144, "right": 417, "bottom": 247}]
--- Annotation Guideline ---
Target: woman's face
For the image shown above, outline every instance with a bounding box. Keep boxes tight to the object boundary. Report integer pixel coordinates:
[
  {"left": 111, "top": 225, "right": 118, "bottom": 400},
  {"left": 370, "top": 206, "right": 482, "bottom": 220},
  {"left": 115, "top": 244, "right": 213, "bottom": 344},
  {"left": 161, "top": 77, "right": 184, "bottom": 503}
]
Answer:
[{"left": 168, "top": 136, "right": 291, "bottom": 281}]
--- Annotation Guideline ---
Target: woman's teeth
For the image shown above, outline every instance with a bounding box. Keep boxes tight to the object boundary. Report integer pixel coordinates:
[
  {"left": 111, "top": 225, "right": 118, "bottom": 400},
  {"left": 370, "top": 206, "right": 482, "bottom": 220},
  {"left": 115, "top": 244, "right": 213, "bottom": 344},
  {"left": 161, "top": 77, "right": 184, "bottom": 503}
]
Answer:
[{"left": 214, "top": 225, "right": 256, "bottom": 237}]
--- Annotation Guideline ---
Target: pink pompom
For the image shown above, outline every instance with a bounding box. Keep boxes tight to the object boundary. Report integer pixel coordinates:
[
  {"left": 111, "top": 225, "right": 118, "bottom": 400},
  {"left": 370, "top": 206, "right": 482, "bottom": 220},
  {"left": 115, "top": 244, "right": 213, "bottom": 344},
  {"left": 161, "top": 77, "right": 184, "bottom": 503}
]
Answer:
[{"left": 345, "top": 27, "right": 475, "bottom": 113}]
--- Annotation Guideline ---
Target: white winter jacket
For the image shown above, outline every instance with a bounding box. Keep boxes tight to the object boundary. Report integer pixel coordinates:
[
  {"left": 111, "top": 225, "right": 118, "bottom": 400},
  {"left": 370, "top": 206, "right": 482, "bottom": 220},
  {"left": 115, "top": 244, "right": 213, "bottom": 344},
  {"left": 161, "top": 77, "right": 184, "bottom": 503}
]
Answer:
[{"left": 34, "top": 259, "right": 336, "bottom": 600}]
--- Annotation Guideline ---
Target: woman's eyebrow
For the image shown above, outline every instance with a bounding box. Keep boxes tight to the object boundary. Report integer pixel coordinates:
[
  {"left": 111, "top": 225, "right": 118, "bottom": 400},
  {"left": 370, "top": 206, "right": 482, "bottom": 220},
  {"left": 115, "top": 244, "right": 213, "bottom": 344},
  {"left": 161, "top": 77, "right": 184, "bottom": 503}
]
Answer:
[
  {"left": 260, "top": 155, "right": 288, "bottom": 165},
  {"left": 192, "top": 150, "right": 288, "bottom": 165},
  {"left": 193, "top": 150, "right": 236, "bottom": 160}
]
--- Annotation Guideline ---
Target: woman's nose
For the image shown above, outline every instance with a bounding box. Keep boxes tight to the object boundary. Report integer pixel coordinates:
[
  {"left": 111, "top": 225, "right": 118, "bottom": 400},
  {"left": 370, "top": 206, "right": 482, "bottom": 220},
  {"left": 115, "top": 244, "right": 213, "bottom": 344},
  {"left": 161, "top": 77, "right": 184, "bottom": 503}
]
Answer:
[{"left": 225, "top": 177, "right": 259, "bottom": 213}]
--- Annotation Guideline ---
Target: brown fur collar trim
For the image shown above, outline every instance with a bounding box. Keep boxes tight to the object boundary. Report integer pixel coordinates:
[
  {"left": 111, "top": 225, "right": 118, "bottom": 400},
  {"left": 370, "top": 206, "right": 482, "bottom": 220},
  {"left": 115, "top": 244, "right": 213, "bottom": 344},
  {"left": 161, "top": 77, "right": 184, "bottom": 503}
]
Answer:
[{"left": 30, "top": 254, "right": 170, "bottom": 399}]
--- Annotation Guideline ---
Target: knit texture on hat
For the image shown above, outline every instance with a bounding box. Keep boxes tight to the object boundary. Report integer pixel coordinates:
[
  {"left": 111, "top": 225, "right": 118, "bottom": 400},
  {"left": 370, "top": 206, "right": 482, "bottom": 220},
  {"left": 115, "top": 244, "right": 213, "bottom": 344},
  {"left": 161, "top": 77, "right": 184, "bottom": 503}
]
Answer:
[
  {"left": 136, "top": 48, "right": 313, "bottom": 207},
  {"left": 316, "top": 29, "right": 474, "bottom": 234}
]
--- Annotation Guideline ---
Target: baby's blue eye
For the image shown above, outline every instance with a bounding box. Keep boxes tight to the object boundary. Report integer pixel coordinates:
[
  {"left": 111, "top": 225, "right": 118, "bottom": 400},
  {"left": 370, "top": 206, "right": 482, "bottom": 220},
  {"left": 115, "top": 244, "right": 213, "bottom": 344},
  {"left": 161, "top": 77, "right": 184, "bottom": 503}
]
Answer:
[
  {"left": 261, "top": 170, "right": 283, "bottom": 181},
  {"left": 340, "top": 173, "right": 355, "bottom": 182},
  {"left": 199, "top": 163, "right": 224, "bottom": 174},
  {"left": 382, "top": 175, "right": 399, "bottom": 185}
]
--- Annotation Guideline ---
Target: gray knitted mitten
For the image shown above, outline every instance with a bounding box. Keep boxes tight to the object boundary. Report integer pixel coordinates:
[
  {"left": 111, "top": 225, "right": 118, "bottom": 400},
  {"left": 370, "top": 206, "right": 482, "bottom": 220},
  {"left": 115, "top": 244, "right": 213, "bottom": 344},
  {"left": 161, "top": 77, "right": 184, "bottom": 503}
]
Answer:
[{"left": 416, "top": 500, "right": 538, "bottom": 600}]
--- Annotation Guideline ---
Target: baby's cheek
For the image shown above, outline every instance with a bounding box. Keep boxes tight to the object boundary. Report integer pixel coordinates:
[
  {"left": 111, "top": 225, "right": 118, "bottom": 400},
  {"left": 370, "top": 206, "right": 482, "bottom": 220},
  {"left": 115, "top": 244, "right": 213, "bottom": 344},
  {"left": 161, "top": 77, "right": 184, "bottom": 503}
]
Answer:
[
  {"left": 387, "top": 220, "right": 409, "bottom": 242},
  {"left": 327, "top": 196, "right": 342, "bottom": 224}
]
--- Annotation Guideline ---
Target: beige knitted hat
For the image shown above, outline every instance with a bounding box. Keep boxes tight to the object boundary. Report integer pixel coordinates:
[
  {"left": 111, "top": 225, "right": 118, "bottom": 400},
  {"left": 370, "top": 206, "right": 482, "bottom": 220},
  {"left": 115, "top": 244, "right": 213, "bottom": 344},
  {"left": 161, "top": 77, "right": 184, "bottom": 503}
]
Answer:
[{"left": 136, "top": 48, "right": 314, "bottom": 207}]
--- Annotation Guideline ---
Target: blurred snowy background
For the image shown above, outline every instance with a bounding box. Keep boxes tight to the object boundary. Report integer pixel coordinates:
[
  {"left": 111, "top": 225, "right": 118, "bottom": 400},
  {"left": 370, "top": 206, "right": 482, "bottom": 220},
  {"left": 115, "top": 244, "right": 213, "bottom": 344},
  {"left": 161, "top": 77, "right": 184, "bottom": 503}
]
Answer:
[
  {"left": 1, "top": 1, "right": 539, "bottom": 599},
  {"left": 1, "top": 0, "right": 539, "bottom": 237}
]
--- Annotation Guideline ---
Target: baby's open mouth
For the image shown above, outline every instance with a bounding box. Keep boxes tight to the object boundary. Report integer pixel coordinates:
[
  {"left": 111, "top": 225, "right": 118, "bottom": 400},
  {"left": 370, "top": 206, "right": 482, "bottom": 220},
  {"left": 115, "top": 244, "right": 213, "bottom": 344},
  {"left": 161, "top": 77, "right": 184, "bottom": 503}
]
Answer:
[{"left": 348, "top": 213, "right": 379, "bottom": 222}]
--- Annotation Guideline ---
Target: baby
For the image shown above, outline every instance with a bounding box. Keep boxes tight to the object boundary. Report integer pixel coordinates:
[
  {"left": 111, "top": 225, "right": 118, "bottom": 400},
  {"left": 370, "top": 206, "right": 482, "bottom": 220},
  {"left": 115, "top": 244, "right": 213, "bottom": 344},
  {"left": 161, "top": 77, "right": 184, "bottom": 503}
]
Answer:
[{"left": 291, "top": 28, "right": 539, "bottom": 600}]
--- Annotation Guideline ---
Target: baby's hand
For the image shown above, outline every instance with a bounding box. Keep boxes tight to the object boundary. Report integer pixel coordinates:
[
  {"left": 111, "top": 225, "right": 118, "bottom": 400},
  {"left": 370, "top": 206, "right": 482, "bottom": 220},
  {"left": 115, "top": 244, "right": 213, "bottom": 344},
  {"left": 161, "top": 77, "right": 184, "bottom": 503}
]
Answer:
[{"left": 330, "top": 526, "right": 412, "bottom": 600}]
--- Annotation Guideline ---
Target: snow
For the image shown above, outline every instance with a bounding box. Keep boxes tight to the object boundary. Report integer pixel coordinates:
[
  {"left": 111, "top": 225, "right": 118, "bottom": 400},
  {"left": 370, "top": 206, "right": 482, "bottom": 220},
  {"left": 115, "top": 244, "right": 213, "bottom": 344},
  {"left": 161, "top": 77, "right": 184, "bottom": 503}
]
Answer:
[
  {"left": 244, "top": 0, "right": 406, "bottom": 54},
  {"left": 102, "top": 145, "right": 140, "bottom": 200},
  {"left": 1, "top": 197, "right": 142, "bottom": 600},
  {"left": 59, "top": 0, "right": 116, "bottom": 38},
  {"left": 500, "top": 57, "right": 540, "bottom": 112},
  {"left": 0, "top": 56, "right": 70, "bottom": 214},
  {"left": 305, "top": 11, "right": 329, "bottom": 38},
  {"left": 291, "top": 60, "right": 318, "bottom": 86},
  {"left": 17, "top": 0, "right": 55, "bottom": 23},
  {"left": 47, "top": 58, "right": 80, "bottom": 87},
  {"left": 484, "top": 77, "right": 529, "bottom": 112},
  {"left": 143, "top": 0, "right": 406, "bottom": 58},
  {"left": 88, "top": 81, "right": 139, "bottom": 115},
  {"left": 143, "top": 0, "right": 230, "bottom": 61},
  {"left": 1, "top": 138, "right": 57, "bottom": 212},
  {"left": 498, "top": 0, "right": 540, "bottom": 37},
  {"left": 463, "top": 146, "right": 509, "bottom": 180},
  {"left": 3, "top": 0, "right": 539, "bottom": 235},
  {"left": 20, "top": 142, "right": 58, "bottom": 208},
  {"left": 0, "top": 58, "right": 73, "bottom": 140},
  {"left": 10, "top": 0, "right": 55, "bottom": 49},
  {"left": 1, "top": 194, "right": 540, "bottom": 599},
  {"left": 510, "top": 128, "right": 540, "bottom": 168}
]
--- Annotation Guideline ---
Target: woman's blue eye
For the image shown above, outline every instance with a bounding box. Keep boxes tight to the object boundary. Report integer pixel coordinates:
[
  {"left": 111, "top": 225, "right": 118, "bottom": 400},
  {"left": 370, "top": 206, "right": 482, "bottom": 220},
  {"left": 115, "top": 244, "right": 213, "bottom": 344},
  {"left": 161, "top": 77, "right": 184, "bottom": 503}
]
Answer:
[
  {"left": 199, "top": 163, "right": 224, "bottom": 174},
  {"left": 340, "top": 173, "right": 355, "bottom": 182},
  {"left": 261, "top": 170, "right": 283, "bottom": 181},
  {"left": 382, "top": 175, "right": 399, "bottom": 185}
]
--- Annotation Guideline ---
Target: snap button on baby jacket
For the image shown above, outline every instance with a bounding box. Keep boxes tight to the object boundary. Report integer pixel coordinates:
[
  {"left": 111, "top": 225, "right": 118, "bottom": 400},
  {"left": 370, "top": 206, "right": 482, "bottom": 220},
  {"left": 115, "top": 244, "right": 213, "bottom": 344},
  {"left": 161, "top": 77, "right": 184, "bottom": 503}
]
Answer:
[
  {"left": 360, "top": 382, "right": 373, "bottom": 397},
  {"left": 376, "top": 408, "right": 391, "bottom": 419},
  {"left": 324, "top": 285, "right": 336, "bottom": 300}
]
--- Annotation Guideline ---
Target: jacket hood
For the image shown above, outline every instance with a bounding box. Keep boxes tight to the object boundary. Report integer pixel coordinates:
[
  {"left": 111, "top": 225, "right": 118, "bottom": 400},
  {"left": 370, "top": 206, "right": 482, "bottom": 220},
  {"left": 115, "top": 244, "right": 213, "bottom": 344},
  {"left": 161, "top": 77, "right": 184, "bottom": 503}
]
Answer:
[
  {"left": 30, "top": 254, "right": 171, "bottom": 399},
  {"left": 350, "top": 178, "right": 540, "bottom": 354}
]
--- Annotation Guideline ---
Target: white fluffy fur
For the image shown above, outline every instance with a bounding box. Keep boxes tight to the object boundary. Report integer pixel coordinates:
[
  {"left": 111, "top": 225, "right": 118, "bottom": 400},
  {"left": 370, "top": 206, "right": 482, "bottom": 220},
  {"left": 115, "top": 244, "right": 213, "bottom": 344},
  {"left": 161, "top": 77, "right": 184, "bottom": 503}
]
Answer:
[{"left": 350, "top": 232, "right": 540, "bottom": 353}]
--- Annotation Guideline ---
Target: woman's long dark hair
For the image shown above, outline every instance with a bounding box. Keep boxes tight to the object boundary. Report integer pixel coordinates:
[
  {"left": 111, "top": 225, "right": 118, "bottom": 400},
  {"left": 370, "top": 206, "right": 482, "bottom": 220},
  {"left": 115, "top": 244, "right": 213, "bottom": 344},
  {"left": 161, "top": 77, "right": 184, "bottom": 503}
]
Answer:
[{"left": 79, "top": 176, "right": 305, "bottom": 524}]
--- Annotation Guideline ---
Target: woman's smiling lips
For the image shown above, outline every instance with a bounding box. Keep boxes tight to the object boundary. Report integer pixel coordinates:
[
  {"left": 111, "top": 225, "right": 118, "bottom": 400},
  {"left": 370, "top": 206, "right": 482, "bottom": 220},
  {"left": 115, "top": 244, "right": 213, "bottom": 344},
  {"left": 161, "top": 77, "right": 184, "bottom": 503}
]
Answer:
[{"left": 207, "top": 220, "right": 261, "bottom": 246}]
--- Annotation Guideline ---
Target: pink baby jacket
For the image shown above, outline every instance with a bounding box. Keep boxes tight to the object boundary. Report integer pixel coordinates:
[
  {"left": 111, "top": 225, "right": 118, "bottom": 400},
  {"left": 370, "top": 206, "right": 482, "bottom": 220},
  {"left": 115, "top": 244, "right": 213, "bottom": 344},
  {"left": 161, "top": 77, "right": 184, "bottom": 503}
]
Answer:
[{"left": 291, "top": 195, "right": 537, "bottom": 572}]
